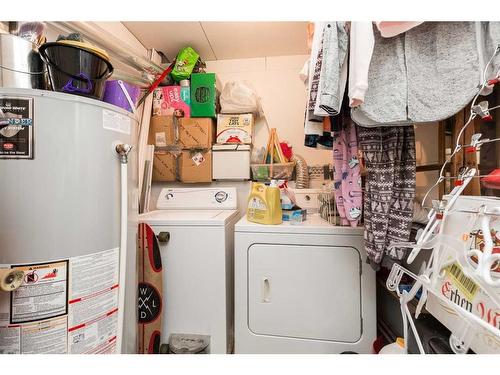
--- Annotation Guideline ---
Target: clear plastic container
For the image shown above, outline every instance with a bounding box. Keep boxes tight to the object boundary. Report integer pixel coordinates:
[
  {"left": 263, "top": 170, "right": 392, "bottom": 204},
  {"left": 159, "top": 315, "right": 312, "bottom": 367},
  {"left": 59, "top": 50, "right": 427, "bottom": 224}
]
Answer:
[{"left": 250, "top": 162, "right": 295, "bottom": 181}]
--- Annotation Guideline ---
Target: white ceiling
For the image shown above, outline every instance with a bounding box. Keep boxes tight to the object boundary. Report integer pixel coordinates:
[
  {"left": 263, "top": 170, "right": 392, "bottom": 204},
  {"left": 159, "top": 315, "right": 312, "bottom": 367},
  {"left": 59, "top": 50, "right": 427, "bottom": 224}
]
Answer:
[{"left": 122, "top": 22, "right": 309, "bottom": 61}]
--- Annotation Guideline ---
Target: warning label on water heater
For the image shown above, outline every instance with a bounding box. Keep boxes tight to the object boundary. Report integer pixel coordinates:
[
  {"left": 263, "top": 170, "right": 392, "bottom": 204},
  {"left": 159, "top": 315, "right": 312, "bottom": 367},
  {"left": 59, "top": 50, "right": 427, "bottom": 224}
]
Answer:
[
  {"left": 0, "top": 248, "right": 119, "bottom": 354},
  {"left": 68, "top": 248, "right": 119, "bottom": 354},
  {"left": 0, "top": 96, "right": 34, "bottom": 159},
  {"left": 10, "top": 260, "right": 68, "bottom": 324}
]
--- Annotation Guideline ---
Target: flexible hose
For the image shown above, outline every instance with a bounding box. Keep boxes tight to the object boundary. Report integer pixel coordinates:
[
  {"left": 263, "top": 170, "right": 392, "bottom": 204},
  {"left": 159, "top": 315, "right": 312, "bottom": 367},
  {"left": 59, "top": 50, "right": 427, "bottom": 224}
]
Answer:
[{"left": 292, "top": 154, "right": 309, "bottom": 189}]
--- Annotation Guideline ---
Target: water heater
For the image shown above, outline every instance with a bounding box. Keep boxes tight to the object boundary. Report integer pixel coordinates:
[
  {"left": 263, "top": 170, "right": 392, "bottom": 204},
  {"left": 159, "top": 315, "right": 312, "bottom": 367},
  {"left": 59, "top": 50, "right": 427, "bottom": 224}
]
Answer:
[{"left": 0, "top": 88, "right": 138, "bottom": 354}]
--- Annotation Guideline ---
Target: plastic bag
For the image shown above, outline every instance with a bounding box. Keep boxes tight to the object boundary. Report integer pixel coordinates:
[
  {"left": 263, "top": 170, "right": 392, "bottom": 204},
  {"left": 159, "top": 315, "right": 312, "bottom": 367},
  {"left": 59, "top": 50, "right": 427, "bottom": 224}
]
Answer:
[
  {"left": 171, "top": 47, "right": 199, "bottom": 82},
  {"left": 220, "top": 81, "right": 262, "bottom": 116}
]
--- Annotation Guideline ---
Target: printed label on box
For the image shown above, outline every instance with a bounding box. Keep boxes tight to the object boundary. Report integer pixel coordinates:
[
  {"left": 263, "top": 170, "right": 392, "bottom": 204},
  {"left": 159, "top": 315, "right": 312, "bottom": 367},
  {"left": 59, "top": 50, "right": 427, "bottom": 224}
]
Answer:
[
  {"left": 153, "top": 87, "right": 190, "bottom": 117},
  {"left": 192, "top": 152, "right": 205, "bottom": 166},
  {"left": 216, "top": 114, "right": 253, "bottom": 144},
  {"left": 155, "top": 132, "right": 167, "bottom": 147}
]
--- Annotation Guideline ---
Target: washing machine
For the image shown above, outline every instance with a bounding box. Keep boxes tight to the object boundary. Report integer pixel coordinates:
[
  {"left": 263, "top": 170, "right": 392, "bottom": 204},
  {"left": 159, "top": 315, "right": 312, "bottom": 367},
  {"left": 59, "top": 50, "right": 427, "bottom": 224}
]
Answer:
[
  {"left": 234, "top": 214, "right": 376, "bottom": 353},
  {"left": 139, "top": 187, "right": 239, "bottom": 353}
]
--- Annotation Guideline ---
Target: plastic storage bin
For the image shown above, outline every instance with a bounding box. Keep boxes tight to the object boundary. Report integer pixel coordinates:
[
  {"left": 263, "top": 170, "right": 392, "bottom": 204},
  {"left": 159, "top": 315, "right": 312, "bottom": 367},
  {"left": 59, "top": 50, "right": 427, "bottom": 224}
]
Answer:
[{"left": 102, "top": 80, "right": 141, "bottom": 112}]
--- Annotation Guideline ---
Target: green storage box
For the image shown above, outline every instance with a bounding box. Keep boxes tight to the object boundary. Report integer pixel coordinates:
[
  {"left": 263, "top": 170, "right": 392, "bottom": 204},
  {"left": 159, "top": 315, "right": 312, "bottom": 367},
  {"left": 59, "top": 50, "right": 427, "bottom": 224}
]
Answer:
[{"left": 191, "top": 73, "right": 217, "bottom": 118}]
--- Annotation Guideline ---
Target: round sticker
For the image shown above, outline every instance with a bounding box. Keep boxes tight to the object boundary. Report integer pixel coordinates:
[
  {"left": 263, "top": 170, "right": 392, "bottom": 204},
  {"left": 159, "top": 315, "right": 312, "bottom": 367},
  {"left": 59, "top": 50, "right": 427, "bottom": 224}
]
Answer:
[{"left": 138, "top": 282, "right": 162, "bottom": 323}]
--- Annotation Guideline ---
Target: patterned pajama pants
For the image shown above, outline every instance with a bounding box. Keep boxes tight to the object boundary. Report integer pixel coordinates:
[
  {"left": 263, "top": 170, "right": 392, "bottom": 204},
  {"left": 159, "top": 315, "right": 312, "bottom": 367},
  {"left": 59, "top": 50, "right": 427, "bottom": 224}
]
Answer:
[
  {"left": 357, "top": 125, "right": 416, "bottom": 265},
  {"left": 332, "top": 120, "right": 362, "bottom": 227}
]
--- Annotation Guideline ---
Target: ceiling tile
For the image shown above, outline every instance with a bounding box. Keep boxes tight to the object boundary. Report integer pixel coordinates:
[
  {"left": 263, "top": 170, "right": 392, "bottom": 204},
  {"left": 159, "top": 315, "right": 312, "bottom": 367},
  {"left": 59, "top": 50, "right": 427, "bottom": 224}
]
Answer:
[
  {"left": 201, "top": 22, "right": 309, "bottom": 60},
  {"left": 122, "top": 22, "right": 216, "bottom": 61}
]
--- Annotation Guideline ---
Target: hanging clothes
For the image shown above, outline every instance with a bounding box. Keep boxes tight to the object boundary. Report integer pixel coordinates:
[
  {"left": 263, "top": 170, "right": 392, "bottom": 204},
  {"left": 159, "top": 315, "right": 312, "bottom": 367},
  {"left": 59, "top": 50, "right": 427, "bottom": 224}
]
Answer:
[
  {"left": 318, "top": 21, "right": 348, "bottom": 116},
  {"left": 357, "top": 125, "right": 416, "bottom": 267},
  {"left": 302, "top": 22, "right": 327, "bottom": 147},
  {"left": 303, "top": 21, "right": 349, "bottom": 149},
  {"left": 332, "top": 117, "right": 362, "bottom": 227},
  {"left": 307, "top": 31, "right": 325, "bottom": 119},
  {"left": 350, "top": 22, "right": 500, "bottom": 126},
  {"left": 348, "top": 21, "right": 374, "bottom": 108},
  {"left": 304, "top": 117, "right": 334, "bottom": 149}
]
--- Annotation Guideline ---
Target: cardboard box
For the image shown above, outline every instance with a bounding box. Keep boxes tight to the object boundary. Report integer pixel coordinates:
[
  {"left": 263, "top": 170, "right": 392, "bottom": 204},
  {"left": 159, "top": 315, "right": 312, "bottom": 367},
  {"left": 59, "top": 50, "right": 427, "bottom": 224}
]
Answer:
[
  {"left": 190, "top": 73, "right": 218, "bottom": 118},
  {"left": 212, "top": 144, "right": 250, "bottom": 180},
  {"left": 178, "top": 118, "right": 215, "bottom": 149},
  {"left": 216, "top": 113, "right": 254, "bottom": 144},
  {"left": 148, "top": 116, "right": 177, "bottom": 147},
  {"left": 152, "top": 151, "right": 177, "bottom": 182},
  {"left": 178, "top": 149, "right": 212, "bottom": 183},
  {"left": 152, "top": 86, "right": 190, "bottom": 117}
]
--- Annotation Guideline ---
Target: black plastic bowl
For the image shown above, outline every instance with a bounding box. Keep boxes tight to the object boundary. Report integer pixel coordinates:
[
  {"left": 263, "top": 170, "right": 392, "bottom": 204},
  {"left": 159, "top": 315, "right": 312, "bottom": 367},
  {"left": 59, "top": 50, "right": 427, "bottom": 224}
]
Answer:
[{"left": 39, "top": 42, "right": 113, "bottom": 100}]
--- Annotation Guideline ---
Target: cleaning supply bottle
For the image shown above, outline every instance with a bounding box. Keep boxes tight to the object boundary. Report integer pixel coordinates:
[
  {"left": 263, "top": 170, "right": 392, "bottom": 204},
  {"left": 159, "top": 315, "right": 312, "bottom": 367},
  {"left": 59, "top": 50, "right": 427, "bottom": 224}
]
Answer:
[
  {"left": 379, "top": 337, "right": 406, "bottom": 354},
  {"left": 247, "top": 182, "right": 282, "bottom": 225}
]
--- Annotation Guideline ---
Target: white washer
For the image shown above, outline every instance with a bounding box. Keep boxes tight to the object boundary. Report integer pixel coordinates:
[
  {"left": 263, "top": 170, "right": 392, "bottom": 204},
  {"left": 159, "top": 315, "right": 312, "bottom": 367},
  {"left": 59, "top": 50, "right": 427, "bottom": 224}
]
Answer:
[
  {"left": 139, "top": 188, "right": 239, "bottom": 353},
  {"left": 234, "top": 215, "right": 376, "bottom": 353}
]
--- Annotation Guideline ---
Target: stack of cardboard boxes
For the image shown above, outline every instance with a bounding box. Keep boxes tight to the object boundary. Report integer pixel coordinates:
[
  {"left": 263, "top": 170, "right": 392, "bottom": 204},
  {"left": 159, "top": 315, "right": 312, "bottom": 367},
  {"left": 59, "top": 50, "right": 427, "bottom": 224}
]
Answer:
[{"left": 149, "top": 73, "right": 219, "bottom": 183}]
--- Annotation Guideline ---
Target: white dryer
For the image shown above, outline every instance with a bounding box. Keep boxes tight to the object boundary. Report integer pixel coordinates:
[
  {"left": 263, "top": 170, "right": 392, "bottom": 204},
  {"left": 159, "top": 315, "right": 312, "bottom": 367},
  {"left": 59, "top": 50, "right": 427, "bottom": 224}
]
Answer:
[
  {"left": 139, "top": 187, "right": 239, "bottom": 353},
  {"left": 234, "top": 215, "right": 376, "bottom": 353}
]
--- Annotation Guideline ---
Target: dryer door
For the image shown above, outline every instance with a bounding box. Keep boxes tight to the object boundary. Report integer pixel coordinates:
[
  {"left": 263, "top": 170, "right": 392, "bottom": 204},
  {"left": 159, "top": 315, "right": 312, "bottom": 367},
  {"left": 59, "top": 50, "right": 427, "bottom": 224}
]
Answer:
[{"left": 248, "top": 243, "right": 362, "bottom": 342}]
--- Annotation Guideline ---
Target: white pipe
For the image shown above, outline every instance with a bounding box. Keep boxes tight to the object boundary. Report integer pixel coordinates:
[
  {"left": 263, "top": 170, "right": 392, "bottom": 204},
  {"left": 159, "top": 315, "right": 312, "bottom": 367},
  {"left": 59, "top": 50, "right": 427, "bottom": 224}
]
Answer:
[
  {"left": 115, "top": 144, "right": 132, "bottom": 354},
  {"left": 116, "top": 161, "right": 127, "bottom": 353}
]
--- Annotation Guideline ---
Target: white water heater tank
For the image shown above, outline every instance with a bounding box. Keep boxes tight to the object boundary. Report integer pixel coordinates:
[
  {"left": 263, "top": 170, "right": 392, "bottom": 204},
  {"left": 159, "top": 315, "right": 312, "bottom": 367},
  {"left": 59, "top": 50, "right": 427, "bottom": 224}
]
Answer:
[{"left": 0, "top": 88, "right": 139, "bottom": 354}]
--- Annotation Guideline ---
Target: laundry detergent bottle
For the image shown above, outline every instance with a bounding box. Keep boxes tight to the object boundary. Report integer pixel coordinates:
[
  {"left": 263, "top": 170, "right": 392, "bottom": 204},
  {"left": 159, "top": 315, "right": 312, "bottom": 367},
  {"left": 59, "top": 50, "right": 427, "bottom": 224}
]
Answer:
[{"left": 247, "top": 182, "right": 282, "bottom": 225}]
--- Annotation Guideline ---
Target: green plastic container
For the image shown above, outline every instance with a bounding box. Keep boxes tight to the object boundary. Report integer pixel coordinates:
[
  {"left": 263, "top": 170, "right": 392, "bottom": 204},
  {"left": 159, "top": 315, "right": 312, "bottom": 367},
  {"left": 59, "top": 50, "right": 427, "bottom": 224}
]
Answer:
[{"left": 190, "top": 73, "right": 217, "bottom": 118}]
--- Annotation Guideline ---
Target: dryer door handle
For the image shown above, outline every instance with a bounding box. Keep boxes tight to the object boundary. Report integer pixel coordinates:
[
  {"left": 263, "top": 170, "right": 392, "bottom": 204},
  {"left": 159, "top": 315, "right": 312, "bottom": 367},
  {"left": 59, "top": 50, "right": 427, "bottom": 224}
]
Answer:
[{"left": 261, "top": 277, "right": 271, "bottom": 303}]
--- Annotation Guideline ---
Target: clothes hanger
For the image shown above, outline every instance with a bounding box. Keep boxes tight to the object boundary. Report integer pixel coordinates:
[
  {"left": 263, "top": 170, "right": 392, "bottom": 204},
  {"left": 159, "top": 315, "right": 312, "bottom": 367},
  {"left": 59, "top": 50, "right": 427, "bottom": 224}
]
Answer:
[
  {"left": 421, "top": 46, "right": 500, "bottom": 209},
  {"left": 461, "top": 206, "right": 500, "bottom": 287},
  {"left": 408, "top": 203, "right": 500, "bottom": 306},
  {"left": 387, "top": 262, "right": 500, "bottom": 354},
  {"left": 387, "top": 170, "right": 500, "bottom": 333}
]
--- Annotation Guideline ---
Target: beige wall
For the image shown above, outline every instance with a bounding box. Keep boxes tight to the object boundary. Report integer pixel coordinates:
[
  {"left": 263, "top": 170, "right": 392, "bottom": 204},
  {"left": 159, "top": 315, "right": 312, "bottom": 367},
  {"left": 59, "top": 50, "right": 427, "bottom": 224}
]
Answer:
[{"left": 206, "top": 55, "right": 332, "bottom": 166}]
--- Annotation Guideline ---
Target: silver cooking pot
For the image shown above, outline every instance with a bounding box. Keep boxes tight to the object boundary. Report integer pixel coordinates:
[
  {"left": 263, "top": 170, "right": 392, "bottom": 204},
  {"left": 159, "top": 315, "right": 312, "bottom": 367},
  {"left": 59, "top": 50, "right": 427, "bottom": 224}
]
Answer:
[{"left": 0, "top": 33, "right": 49, "bottom": 90}]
